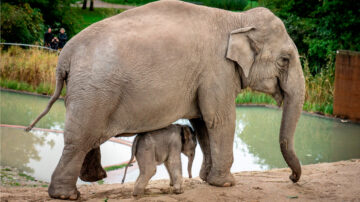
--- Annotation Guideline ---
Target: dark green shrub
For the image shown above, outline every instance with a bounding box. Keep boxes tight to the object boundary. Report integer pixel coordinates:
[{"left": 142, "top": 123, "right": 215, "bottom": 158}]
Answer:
[
  {"left": 0, "top": 3, "right": 44, "bottom": 43},
  {"left": 258, "top": 0, "right": 360, "bottom": 75},
  {"left": 3, "top": 0, "right": 80, "bottom": 40}
]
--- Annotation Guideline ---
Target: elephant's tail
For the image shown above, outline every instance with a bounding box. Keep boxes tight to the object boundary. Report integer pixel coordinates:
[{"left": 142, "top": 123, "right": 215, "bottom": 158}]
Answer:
[
  {"left": 121, "top": 134, "right": 142, "bottom": 184},
  {"left": 25, "top": 63, "right": 67, "bottom": 132}
]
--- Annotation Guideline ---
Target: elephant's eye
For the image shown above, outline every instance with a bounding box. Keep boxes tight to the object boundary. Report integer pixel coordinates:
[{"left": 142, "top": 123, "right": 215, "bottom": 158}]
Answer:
[{"left": 277, "top": 56, "right": 289, "bottom": 67}]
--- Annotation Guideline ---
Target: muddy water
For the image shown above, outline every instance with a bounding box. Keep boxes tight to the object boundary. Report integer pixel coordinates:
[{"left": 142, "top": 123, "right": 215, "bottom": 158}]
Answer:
[{"left": 1, "top": 90, "right": 360, "bottom": 183}]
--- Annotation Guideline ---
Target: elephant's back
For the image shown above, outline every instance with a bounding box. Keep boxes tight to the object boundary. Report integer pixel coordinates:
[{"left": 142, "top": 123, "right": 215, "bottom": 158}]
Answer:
[{"left": 65, "top": 0, "right": 222, "bottom": 50}]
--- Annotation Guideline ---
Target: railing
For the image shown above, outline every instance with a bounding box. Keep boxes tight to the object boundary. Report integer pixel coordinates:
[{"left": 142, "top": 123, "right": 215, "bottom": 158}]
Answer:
[{"left": 0, "top": 42, "right": 59, "bottom": 52}]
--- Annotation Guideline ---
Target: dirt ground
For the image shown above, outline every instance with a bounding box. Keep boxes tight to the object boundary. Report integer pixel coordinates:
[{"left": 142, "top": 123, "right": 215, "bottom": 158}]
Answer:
[{"left": 1, "top": 159, "right": 359, "bottom": 202}]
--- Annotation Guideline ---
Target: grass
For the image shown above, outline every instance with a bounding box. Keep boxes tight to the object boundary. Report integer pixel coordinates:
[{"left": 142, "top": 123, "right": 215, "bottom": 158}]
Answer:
[
  {"left": 19, "top": 173, "right": 35, "bottom": 181},
  {"left": 236, "top": 90, "right": 277, "bottom": 105},
  {"left": 101, "top": 0, "right": 153, "bottom": 6},
  {"left": 0, "top": 46, "right": 66, "bottom": 96},
  {"left": 104, "top": 164, "right": 128, "bottom": 172},
  {"left": 302, "top": 58, "right": 334, "bottom": 115},
  {"left": 71, "top": 7, "right": 125, "bottom": 34}
]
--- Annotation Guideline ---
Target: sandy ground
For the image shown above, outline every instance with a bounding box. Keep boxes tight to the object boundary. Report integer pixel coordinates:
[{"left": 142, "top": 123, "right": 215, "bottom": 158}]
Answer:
[{"left": 1, "top": 159, "right": 360, "bottom": 201}]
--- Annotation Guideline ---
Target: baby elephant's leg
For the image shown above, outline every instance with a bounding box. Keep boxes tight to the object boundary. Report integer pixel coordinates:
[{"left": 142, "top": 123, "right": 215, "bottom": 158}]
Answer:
[
  {"left": 164, "top": 161, "right": 174, "bottom": 186},
  {"left": 133, "top": 152, "right": 156, "bottom": 196},
  {"left": 166, "top": 154, "right": 183, "bottom": 194}
]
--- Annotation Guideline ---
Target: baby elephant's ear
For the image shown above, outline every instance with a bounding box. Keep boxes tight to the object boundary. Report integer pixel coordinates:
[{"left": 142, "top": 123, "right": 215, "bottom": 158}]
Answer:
[{"left": 183, "top": 126, "right": 192, "bottom": 141}]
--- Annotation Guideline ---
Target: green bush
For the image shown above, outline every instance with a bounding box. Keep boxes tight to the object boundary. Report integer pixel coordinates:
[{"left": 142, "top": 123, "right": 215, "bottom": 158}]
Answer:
[
  {"left": 3, "top": 0, "right": 80, "bottom": 40},
  {"left": 258, "top": 0, "right": 360, "bottom": 75},
  {"left": 0, "top": 3, "right": 44, "bottom": 44}
]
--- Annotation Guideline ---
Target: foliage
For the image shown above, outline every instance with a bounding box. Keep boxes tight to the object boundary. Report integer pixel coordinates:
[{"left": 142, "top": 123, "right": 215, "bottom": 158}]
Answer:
[
  {"left": 236, "top": 89, "right": 276, "bottom": 105},
  {"left": 302, "top": 57, "right": 334, "bottom": 115},
  {"left": 243, "top": 0, "right": 258, "bottom": 10},
  {"left": 0, "top": 46, "right": 65, "bottom": 96},
  {"left": 257, "top": 0, "right": 360, "bottom": 75},
  {"left": 0, "top": 3, "right": 44, "bottom": 44},
  {"left": 3, "top": 0, "right": 80, "bottom": 40}
]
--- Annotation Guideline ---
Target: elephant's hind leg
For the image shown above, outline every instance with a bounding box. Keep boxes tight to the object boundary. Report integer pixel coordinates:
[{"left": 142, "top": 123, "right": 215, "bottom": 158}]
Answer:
[
  {"left": 48, "top": 142, "right": 85, "bottom": 200},
  {"left": 48, "top": 119, "right": 98, "bottom": 200},
  {"left": 80, "top": 147, "right": 107, "bottom": 182}
]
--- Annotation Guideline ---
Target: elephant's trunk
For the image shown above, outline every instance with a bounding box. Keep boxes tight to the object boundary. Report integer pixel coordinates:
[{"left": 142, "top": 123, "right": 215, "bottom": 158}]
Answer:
[
  {"left": 188, "top": 155, "right": 194, "bottom": 178},
  {"left": 279, "top": 61, "right": 305, "bottom": 183}
]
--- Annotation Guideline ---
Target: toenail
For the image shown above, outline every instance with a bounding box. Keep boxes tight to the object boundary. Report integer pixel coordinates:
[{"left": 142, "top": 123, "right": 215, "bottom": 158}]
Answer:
[{"left": 223, "top": 182, "right": 231, "bottom": 187}]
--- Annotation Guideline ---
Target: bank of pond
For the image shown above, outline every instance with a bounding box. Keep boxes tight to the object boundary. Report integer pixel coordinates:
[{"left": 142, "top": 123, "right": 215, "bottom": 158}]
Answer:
[{"left": 1, "top": 90, "right": 359, "bottom": 184}]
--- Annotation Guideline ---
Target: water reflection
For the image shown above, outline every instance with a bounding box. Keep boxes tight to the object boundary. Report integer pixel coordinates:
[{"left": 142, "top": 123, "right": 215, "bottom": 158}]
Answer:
[
  {"left": 235, "top": 107, "right": 360, "bottom": 169},
  {"left": 1, "top": 90, "right": 65, "bottom": 129},
  {"left": 0, "top": 128, "right": 45, "bottom": 173},
  {"left": 0, "top": 127, "right": 131, "bottom": 182}
]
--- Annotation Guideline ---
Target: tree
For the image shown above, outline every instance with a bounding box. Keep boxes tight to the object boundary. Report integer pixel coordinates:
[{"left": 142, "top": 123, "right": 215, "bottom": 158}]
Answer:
[
  {"left": 81, "top": 0, "right": 94, "bottom": 11},
  {"left": 258, "top": 0, "right": 360, "bottom": 74},
  {"left": 90, "top": 0, "right": 94, "bottom": 11},
  {"left": 82, "top": 0, "right": 87, "bottom": 9},
  {"left": 0, "top": 3, "right": 44, "bottom": 44},
  {"left": 3, "top": 0, "right": 80, "bottom": 39}
]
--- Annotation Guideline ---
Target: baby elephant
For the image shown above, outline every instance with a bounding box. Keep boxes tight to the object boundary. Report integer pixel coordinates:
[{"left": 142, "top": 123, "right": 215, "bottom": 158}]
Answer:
[{"left": 122, "top": 124, "right": 197, "bottom": 196}]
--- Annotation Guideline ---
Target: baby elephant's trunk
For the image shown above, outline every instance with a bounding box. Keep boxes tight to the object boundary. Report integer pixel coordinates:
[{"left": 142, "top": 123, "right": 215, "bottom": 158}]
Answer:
[{"left": 188, "top": 155, "right": 194, "bottom": 178}]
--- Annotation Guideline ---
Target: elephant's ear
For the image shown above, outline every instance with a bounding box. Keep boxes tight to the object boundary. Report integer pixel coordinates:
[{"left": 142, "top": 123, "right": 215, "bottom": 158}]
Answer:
[
  {"left": 226, "top": 27, "right": 260, "bottom": 78},
  {"left": 182, "top": 126, "right": 191, "bottom": 142}
]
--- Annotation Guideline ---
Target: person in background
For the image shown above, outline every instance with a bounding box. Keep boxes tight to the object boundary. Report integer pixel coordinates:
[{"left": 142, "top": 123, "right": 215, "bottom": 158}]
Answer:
[
  {"left": 51, "top": 36, "right": 59, "bottom": 50},
  {"left": 44, "top": 27, "right": 53, "bottom": 48},
  {"left": 58, "top": 28, "right": 68, "bottom": 49}
]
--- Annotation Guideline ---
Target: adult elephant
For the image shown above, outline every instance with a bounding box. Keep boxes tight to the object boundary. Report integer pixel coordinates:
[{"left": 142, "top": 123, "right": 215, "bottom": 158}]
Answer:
[{"left": 27, "top": 0, "right": 305, "bottom": 200}]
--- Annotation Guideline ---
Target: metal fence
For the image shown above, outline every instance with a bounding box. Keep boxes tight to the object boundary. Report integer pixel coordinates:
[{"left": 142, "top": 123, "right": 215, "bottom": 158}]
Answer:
[{"left": 0, "top": 42, "right": 59, "bottom": 53}]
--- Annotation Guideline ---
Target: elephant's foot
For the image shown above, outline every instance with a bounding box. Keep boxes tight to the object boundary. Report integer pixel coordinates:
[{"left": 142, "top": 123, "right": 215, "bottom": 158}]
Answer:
[
  {"left": 48, "top": 183, "right": 80, "bottom": 200},
  {"left": 173, "top": 185, "right": 184, "bottom": 194},
  {"left": 199, "top": 161, "right": 211, "bottom": 182},
  {"left": 206, "top": 169, "right": 235, "bottom": 187},
  {"left": 80, "top": 165, "right": 107, "bottom": 182},
  {"left": 132, "top": 188, "right": 145, "bottom": 197}
]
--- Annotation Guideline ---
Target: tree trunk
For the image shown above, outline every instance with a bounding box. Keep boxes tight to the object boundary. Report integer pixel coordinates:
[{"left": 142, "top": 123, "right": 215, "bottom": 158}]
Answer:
[
  {"left": 82, "top": 0, "right": 87, "bottom": 9},
  {"left": 90, "top": 0, "right": 94, "bottom": 11}
]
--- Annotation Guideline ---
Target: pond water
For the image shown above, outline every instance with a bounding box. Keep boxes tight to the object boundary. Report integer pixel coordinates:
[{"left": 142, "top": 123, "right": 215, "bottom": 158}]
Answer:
[{"left": 1, "top": 90, "right": 360, "bottom": 184}]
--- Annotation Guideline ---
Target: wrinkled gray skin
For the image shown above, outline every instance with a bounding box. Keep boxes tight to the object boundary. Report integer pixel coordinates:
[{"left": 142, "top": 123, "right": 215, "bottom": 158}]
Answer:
[
  {"left": 26, "top": 0, "right": 305, "bottom": 200},
  {"left": 121, "top": 124, "right": 197, "bottom": 196}
]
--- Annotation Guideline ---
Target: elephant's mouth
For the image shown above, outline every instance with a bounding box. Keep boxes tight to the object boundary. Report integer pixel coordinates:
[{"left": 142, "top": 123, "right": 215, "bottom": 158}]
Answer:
[{"left": 272, "top": 77, "right": 285, "bottom": 107}]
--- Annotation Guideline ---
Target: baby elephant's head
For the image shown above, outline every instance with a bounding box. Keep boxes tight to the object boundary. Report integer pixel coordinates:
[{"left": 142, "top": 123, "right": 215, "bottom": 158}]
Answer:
[{"left": 181, "top": 125, "right": 197, "bottom": 178}]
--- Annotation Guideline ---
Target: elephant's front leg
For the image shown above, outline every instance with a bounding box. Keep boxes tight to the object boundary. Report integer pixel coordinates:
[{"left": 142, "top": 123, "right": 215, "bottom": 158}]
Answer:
[
  {"left": 205, "top": 115, "right": 236, "bottom": 187},
  {"left": 197, "top": 85, "right": 236, "bottom": 187},
  {"left": 190, "top": 118, "right": 212, "bottom": 181}
]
